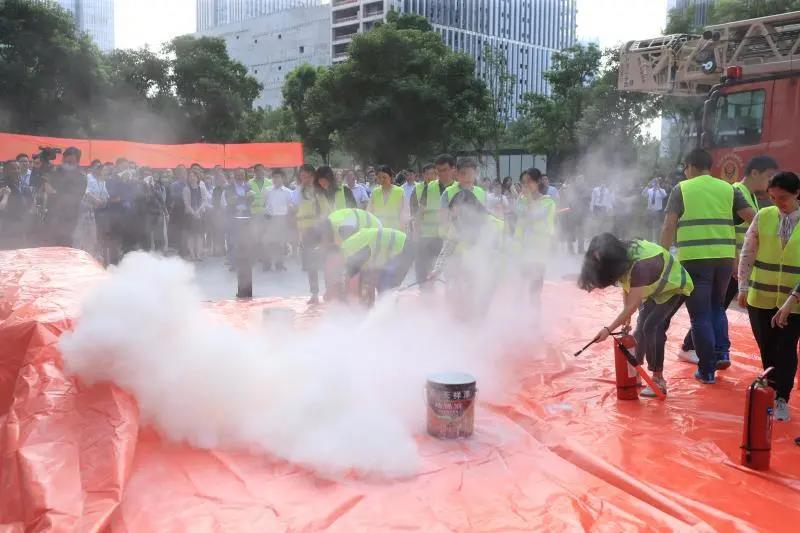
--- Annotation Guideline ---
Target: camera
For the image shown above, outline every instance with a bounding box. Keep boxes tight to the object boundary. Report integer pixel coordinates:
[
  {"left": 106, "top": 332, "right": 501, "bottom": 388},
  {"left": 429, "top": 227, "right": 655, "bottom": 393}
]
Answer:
[{"left": 29, "top": 146, "right": 62, "bottom": 189}]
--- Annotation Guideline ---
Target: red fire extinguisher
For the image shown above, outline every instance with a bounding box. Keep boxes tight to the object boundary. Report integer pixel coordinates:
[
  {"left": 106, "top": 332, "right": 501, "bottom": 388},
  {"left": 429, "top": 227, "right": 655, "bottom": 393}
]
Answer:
[
  {"left": 614, "top": 334, "right": 640, "bottom": 400},
  {"left": 741, "top": 367, "right": 775, "bottom": 471}
]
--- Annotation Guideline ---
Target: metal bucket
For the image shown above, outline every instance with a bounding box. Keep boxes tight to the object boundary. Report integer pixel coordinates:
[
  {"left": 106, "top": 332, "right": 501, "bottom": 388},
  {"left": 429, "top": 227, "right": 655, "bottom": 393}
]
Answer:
[{"left": 426, "top": 372, "right": 477, "bottom": 439}]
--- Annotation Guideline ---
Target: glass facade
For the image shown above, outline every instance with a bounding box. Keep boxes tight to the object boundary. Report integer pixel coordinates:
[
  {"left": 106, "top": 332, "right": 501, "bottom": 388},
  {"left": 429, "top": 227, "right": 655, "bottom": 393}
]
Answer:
[
  {"left": 197, "top": 0, "right": 323, "bottom": 31},
  {"left": 666, "top": 0, "right": 714, "bottom": 29},
  {"left": 402, "top": 0, "right": 577, "bottom": 118},
  {"left": 47, "top": 0, "right": 115, "bottom": 51}
]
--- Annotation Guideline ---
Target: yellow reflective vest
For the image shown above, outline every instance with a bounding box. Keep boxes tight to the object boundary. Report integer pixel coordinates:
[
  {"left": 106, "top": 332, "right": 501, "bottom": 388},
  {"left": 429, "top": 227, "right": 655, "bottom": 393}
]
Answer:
[
  {"left": 369, "top": 185, "right": 404, "bottom": 230},
  {"left": 341, "top": 227, "right": 407, "bottom": 269},
  {"left": 248, "top": 177, "right": 273, "bottom": 215},
  {"left": 676, "top": 175, "right": 736, "bottom": 261},
  {"left": 620, "top": 239, "right": 693, "bottom": 304},
  {"left": 748, "top": 206, "right": 800, "bottom": 312},
  {"left": 732, "top": 181, "right": 758, "bottom": 254}
]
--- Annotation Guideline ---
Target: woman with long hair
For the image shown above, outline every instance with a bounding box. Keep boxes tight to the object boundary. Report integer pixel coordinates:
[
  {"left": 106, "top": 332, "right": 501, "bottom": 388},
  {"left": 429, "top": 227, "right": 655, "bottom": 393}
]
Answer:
[
  {"left": 315, "top": 165, "right": 355, "bottom": 216},
  {"left": 738, "top": 171, "right": 800, "bottom": 421},
  {"left": 578, "top": 233, "right": 693, "bottom": 397}
]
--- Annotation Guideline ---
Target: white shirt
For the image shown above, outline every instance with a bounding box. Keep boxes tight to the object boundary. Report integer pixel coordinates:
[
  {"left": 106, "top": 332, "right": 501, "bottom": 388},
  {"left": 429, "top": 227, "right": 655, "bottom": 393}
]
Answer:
[
  {"left": 264, "top": 185, "right": 295, "bottom": 216},
  {"left": 546, "top": 185, "right": 559, "bottom": 203},
  {"left": 643, "top": 187, "right": 667, "bottom": 211},
  {"left": 486, "top": 192, "right": 508, "bottom": 218},
  {"left": 590, "top": 186, "right": 615, "bottom": 211},
  {"left": 402, "top": 181, "right": 417, "bottom": 199},
  {"left": 348, "top": 183, "right": 370, "bottom": 208}
]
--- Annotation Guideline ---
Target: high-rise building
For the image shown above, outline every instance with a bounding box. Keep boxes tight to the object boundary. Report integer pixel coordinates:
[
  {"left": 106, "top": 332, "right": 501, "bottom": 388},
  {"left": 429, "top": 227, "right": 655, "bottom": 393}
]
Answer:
[
  {"left": 666, "top": 0, "right": 715, "bottom": 30},
  {"left": 195, "top": 3, "right": 331, "bottom": 109},
  {"left": 197, "top": 0, "right": 323, "bottom": 31},
  {"left": 41, "top": 0, "right": 115, "bottom": 51},
  {"left": 331, "top": 0, "right": 578, "bottom": 118}
]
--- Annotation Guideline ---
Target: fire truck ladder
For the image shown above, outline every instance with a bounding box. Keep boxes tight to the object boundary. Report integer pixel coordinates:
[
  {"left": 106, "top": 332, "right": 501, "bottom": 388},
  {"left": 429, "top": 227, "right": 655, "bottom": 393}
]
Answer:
[{"left": 618, "top": 10, "right": 800, "bottom": 95}]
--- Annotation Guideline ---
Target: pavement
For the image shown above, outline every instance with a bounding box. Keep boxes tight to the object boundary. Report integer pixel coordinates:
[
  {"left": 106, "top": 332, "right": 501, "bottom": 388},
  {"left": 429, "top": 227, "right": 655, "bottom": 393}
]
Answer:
[{"left": 193, "top": 248, "right": 583, "bottom": 301}]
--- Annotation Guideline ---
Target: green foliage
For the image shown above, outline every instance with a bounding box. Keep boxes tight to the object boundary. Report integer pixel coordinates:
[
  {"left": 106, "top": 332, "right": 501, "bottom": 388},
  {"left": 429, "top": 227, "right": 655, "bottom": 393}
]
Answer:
[
  {"left": 284, "top": 12, "right": 488, "bottom": 169},
  {"left": 665, "top": 5, "right": 701, "bottom": 34},
  {"left": 0, "top": 0, "right": 264, "bottom": 143},
  {"left": 712, "top": 0, "right": 800, "bottom": 23},
  {"left": 245, "top": 107, "right": 298, "bottom": 142},
  {"left": 473, "top": 43, "right": 515, "bottom": 177},
  {"left": 167, "top": 35, "right": 262, "bottom": 142},
  {"left": 518, "top": 44, "right": 602, "bottom": 174},
  {"left": 282, "top": 64, "right": 334, "bottom": 161},
  {"left": 0, "top": 0, "right": 107, "bottom": 136}
]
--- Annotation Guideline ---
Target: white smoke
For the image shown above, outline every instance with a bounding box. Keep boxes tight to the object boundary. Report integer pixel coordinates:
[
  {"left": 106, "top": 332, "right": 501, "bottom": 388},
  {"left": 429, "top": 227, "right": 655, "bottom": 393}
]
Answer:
[{"left": 59, "top": 250, "right": 560, "bottom": 478}]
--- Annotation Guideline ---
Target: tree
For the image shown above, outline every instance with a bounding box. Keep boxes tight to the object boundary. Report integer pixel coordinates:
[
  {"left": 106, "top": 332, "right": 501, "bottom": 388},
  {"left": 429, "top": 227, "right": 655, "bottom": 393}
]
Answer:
[
  {"left": 0, "top": 0, "right": 107, "bottom": 136},
  {"left": 282, "top": 64, "right": 335, "bottom": 161},
  {"left": 518, "top": 44, "right": 602, "bottom": 175},
  {"left": 301, "top": 12, "right": 487, "bottom": 169},
  {"left": 665, "top": 5, "right": 702, "bottom": 34},
  {"left": 576, "top": 49, "right": 661, "bottom": 168},
  {"left": 477, "top": 43, "right": 515, "bottom": 179},
  {"left": 245, "top": 106, "right": 298, "bottom": 142},
  {"left": 712, "top": 0, "right": 800, "bottom": 23},
  {"left": 166, "top": 35, "right": 262, "bottom": 142}
]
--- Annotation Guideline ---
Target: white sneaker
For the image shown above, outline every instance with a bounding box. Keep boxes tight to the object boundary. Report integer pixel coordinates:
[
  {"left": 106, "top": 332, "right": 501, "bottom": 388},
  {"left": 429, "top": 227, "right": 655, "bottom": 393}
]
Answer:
[
  {"left": 775, "top": 398, "right": 791, "bottom": 422},
  {"left": 641, "top": 377, "right": 667, "bottom": 398},
  {"left": 677, "top": 349, "right": 699, "bottom": 364}
]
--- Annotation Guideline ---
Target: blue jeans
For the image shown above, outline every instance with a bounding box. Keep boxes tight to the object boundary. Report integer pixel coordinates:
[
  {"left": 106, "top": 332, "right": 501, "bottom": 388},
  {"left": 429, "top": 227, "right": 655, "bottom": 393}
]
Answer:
[{"left": 682, "top": 259, "right": 734, "bottom": 375}]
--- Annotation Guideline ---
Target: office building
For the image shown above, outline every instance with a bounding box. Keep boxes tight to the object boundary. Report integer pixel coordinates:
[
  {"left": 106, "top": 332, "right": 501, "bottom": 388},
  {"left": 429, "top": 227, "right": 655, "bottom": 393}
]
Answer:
[
  {"left": 41, "top": 0, "right": 115, "bottom": 51},
  {"left": 196, "top": 3, "right": 331, "bottom": 109},
  {"left": 666, "top": 0, "right": 715, "bottom": 30},
  {"left": 197, "top": 0, "right": 323, "bottom": 31},
  {"left": 331, "top": 0, "right": 578, "bottom": 118}
]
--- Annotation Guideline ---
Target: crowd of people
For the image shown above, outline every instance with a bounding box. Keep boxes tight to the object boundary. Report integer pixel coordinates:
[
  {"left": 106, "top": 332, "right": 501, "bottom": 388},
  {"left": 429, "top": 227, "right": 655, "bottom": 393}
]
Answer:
[{"left": 2, "top": 145, "right": 796, "bottom": 420}]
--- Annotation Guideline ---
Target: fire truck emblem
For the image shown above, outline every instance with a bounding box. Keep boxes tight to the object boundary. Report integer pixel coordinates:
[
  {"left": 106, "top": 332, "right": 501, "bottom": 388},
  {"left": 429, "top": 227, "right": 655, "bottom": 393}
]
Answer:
[{"left": 718, "top": 153, "right": 744, "bottom": 183}]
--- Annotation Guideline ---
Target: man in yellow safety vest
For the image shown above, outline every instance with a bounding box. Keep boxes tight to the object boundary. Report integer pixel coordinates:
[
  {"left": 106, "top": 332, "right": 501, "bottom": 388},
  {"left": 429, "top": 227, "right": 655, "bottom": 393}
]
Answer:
[
  {"left": 678, "top": 155, "right": 778, "bottom": 367},
  {"left": 412, "top": 155, "right": 457, "bottom": 286},
  {"left": 660, "top": 149, "right": 755, "bottom": 384}
]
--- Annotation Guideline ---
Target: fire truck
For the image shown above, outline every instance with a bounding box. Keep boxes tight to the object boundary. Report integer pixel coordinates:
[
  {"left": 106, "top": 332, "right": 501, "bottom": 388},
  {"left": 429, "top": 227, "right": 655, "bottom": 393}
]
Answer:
[{"left": 618, "top": 11, "right": 800, "bottom": 181}]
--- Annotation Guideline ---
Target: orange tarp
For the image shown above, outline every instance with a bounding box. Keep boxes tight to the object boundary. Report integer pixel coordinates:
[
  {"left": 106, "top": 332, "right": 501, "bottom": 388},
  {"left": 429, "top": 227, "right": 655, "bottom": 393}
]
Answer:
[
  {"left": 0, "top": 132, "right": 303, "bottom": 168},
  {"left": 2, "top": 248, "right": 800, "bottom": 531}
]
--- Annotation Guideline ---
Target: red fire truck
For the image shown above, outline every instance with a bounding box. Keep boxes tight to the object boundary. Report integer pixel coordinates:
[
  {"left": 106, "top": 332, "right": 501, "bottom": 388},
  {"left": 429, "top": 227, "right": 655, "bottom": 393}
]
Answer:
[{"left": 619, "top": 11, "right": 800, "bottom": 180}]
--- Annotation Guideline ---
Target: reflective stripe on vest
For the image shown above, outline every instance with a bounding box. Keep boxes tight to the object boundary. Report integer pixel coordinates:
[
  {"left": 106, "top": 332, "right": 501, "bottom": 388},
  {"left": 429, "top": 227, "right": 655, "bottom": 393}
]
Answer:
[
  {"left": 747, "top": 206, "right": 800, "bottom": 312},
  {"left": 371, "top": 185, "right": 404, "bottom": 230},
  {"left": 676, "top": 175, "right": 735, "bottom": 261},
  {"left": 733, "top": 181, "right": 758, "bottom": 253},
  {"left": 329, "top": 208, "right": 381, "bottom": 244},
  {"left": 621, "top": 239, "right": 693, "bottom": 304}
]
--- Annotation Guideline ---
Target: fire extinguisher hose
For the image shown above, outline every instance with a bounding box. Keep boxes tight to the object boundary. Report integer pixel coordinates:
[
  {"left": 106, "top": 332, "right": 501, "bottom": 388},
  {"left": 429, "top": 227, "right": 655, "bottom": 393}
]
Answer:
[{"left": 613, "top": 336, "right": 667, "bottom": 400}]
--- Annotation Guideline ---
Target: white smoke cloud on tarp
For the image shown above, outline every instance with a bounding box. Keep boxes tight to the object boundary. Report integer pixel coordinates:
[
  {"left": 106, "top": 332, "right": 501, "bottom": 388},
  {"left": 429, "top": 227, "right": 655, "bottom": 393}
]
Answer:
[{"left": 59, "top": 250, "right": 555, "bottom": 479}]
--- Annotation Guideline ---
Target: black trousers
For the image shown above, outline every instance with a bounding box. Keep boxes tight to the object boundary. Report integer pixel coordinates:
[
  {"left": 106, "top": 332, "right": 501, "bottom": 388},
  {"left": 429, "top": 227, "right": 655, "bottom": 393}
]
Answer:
[
  {"left": 415, "top": 236, "right": 443, "bottom": 284},
  {"left": 634, "top": 294, "right": 686, "bottom": 373},
  {"left": 748, "top": 306, "right": 800, "bottom": 401}
]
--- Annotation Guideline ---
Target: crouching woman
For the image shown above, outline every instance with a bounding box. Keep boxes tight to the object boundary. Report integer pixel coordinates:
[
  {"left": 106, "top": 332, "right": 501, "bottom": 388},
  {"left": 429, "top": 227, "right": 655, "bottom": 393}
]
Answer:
[{"left": 578, "top": 233, "right": 693, "bottom": 397}]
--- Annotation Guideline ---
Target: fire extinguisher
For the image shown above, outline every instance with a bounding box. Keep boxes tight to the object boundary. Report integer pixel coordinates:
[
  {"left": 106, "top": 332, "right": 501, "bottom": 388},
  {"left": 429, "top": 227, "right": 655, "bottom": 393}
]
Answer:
[
  {"left": 741, "top": 367, "right": 775, "bottom": 471},
  {"left": 614, "top": 333, "right": 640, "bottom": 400}
]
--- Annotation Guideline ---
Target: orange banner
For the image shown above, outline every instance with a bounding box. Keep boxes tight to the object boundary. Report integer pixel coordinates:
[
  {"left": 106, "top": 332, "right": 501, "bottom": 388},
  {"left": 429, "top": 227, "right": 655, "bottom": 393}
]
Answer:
[{"left": 0, "top": 132, "right": 303, "bottom": 169}]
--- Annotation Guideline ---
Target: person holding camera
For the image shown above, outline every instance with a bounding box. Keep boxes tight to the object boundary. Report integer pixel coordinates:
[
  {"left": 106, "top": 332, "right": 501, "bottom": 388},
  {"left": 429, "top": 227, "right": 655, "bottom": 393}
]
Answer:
[{"left": 42, "top": 147, "right": 87, "bottom": 247}]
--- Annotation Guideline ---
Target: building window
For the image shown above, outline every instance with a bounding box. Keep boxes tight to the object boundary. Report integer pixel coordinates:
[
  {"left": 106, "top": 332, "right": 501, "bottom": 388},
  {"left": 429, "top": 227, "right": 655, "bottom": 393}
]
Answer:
[
  {"left": 278, "top": 34, "right": 282, "bottom": 39},
  {"left": 299, "top": 46, "right": 304, "bottom": 54},
  {"left": 278, "top": 66, "right": 282, "bottom": 71},
  {"left": 254, "top": 39, "right": 258, "bottom": 43}
]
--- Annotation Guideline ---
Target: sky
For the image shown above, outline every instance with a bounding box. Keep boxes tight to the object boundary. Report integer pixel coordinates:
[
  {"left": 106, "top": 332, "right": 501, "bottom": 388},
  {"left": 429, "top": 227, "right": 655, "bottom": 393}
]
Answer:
[{"left": 114, "top": 0, "right": 670, "bottom": 51}]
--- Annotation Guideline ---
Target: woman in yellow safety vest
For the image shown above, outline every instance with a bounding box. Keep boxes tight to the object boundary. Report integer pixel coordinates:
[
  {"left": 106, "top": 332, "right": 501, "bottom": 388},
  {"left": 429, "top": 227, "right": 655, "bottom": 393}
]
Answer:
[
  {"left": 515, "top": 168, "right": 556, "bottom": 303},
  {"left": 340, "top": 227, "right": 414, "bottom": 306},
  {"left": 578, "top": 233, "right": 693, "bottom": 398},
  {"left": 738, "top": 171, "right": 800, "bottom": 422},
  {"left": 369, "top": 165, "right": 405, "bottom": 230}
]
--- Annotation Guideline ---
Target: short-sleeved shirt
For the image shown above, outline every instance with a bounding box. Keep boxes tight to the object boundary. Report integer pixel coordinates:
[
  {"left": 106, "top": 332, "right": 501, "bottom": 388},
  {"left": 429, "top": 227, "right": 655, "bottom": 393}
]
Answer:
[
  {"left": 628, "top": 254, "right": 664, "bottom": 288},
  {"left": 664, "top": 182, "right": 750, "bottom": 225}
]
